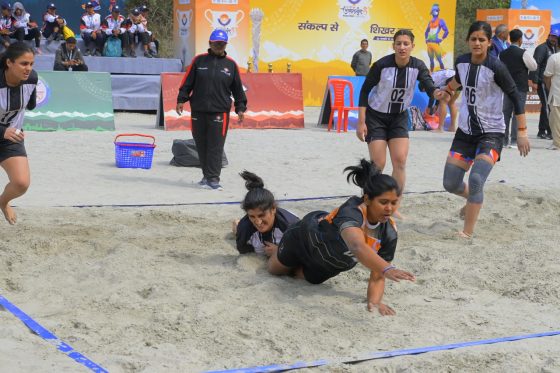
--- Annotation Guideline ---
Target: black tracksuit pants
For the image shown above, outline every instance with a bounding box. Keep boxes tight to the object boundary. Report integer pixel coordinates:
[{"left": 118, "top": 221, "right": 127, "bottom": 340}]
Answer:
[
  {"left": 537, "top": 83, "right": 552, "bottom": 136},
  {"left": 191, "top": 111, "right": 229, "bottom": 182}
]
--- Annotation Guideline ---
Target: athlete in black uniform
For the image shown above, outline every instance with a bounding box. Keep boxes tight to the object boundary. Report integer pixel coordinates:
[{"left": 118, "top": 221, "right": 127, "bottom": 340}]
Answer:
[
  {"left": 176, "top": 30, "right": 247, "bottom": 191},
  {"left": 267, "top": 160, "right": 415, "bottom": 315},
  {"left": 441, "top": 21, "right": 531, "bottom": 238},
  {"left": 233, "top": 171, "right": 299, "bottom": 256},
  {"left": 357, "top": 29, "right": 445, "bottom": 215},
  {"left": 0, "top": 42, "right": 37, "bottom": 224}
]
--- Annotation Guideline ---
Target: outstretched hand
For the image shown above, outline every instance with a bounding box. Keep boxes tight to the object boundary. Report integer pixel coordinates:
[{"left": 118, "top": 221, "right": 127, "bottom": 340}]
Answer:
[
  {"left": 367, "top": 302, "right": 396, "bottom": 316},
  {"left": 384, "top": 268, "right": 416, "bottom": 282}
]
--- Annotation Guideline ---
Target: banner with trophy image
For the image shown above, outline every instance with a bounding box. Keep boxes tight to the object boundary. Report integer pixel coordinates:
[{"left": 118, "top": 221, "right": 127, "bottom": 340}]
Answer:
[
  {"left": 249, "top": 0, "right": 457, "bottom": 105},
  {"left": 173, "top": 0, "right": 250, "bottom": 68},
  {"left": 477, "top": 8, "right": 551, "bottom": 113}
]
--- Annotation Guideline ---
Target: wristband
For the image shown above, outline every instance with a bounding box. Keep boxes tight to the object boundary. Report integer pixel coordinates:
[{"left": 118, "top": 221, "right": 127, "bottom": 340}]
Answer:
[
  {"left": 446, "top": 82, "right": 456, "bottom": 93},
  {"left": 517, "top": 127, "right": 527, "bottom": 131},
  {"left": 382, "top": 265, "right": 396, "bottom": 274}
]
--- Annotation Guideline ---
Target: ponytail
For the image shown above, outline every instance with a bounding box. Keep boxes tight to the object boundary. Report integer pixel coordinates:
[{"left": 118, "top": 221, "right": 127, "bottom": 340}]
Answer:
[
  {"left": 240, "top": 171, "right": 276, "bottom": 212},
  {"left": 344, "top": 159, "right": 401, "bottom": 198}
]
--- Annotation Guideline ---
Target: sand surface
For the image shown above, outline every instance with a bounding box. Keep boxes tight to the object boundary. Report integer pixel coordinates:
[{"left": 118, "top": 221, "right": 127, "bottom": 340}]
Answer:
[{"left": 1, "top": 110, "right": 559, "bottom": 372}]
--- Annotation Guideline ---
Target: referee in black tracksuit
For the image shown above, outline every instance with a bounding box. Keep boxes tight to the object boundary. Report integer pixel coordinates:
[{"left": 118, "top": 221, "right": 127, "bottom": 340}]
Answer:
[{"left": 176, "top": 30, "right": 247, "bottom": 191}]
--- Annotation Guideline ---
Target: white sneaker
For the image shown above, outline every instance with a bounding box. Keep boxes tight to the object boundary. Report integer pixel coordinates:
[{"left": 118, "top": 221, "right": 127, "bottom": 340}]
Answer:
[{"left": 546, "top": 144, "right": 559, "bottom": 150}]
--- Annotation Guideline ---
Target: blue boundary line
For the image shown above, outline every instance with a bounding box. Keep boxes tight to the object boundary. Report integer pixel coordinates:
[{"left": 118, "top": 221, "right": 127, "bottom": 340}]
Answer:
[
  {"left": 52, "top": 190, "right": 446, "bottom": 209},
  {"left": 205, "top": 330, "right": 560, "bottom": 373},
  {"left": 0, "top": 295, "right": 108, "bottom": 373}
]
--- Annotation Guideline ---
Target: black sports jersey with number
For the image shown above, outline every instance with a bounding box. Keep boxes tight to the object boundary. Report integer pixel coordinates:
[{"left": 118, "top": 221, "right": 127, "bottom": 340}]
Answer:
[
  {"left": 359, "top": 54, "right": 435, "bottom": 114},
  {"left": 0, "top": 69, "right": 38, "bottom": 137},
  {"left": 454, "top": 53, "right": 523, "bottom": 135},
  {"left": 236, "top": 207, "right": 299, "bottom": 255}
]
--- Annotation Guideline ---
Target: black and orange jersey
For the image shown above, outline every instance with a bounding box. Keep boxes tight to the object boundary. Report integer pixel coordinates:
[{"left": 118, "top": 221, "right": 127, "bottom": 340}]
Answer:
[{"left": 321, "top": 196, "right": 397, "bottom": 264}]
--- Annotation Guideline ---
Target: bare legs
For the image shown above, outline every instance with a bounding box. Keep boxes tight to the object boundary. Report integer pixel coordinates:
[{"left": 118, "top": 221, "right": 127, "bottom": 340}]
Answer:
[{"left": 0, "top": 156, "right": 30, "bottom": 225}]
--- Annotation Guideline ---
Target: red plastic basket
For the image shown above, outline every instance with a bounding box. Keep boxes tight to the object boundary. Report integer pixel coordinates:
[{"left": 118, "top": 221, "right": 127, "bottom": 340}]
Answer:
[{"left": 114, "top": 133, "right": 156, "bottom": 169}]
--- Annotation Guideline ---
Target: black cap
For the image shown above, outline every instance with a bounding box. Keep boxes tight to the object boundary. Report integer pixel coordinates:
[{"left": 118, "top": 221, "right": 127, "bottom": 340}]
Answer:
[
  {"left": 47, "top": 3, "right": 56, "bottom": 9},
  {"left": 112, "top": 5, "right": 120, "bottom": 12},
  {"left": 65, "top": 36, "right": 77, "bottom": 44},
  {"left": 131, "top": 8, "right": 140, "bottom": 16},
  {"left": 140, "top": 5, "right": 149, "bottom": 12},
  {"left": 85, "top": 1, "right": 94, "bottom": 8},
  {"left": 1, "top": 2, "right": 11, "bottom": 10}
]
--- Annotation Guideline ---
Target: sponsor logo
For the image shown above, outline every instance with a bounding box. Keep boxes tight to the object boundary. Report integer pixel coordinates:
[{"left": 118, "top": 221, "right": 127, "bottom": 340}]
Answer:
[
  {"left": 487, "top": 15, "right": 503, "bottom": 21},
  {"left": 524, "top": 29, "right": 535, "bottom": 40},
  {"left": 212, "top": 0, "right": 238, "bottom": 4},
  {"left": 221, "top": 67, "right": 231, "bottom": 76},
  {"left": 520, "top": 15, "right": 540, "bottom": 21},
  {"left": 35, "top": 78, "right": 50, "bottom": 108},
  {"left": 179, "top": 0, "right": 190, "bottom": 4},
  {"left": 218, "top": 13, "right": 232, "bottom": 26}
]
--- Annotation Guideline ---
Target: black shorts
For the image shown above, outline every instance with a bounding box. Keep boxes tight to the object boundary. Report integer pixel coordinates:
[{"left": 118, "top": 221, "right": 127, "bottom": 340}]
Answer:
[
  {"left": 365, "top": 107, "right": 409, "bottom": 142},
  {"left": 0, "top": 138, "right": 27, "bottom": 163},
  {"left": 277, "top": 211, "right": 356, "bottom": 284},
  {"left": 449, "top": 129, "right": 503, "bottom": 165}
]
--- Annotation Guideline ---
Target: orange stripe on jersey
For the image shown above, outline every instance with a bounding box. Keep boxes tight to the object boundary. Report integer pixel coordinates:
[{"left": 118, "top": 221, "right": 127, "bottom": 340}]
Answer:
[
  {"left": 449, "top": 151, "right": 474, "bottom": 165},
  {"left": 222, "top": 113, "right": 227, "bottom": 137},
  {"left": 489, "top": 149, "right": 499, "bottom": 163},
  {"left": 323, "top": 203, "right": 382, "bottom": 253}
]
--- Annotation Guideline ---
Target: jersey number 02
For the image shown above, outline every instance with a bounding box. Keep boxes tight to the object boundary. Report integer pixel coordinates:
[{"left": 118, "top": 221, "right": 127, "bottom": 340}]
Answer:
[{"left": 390, "top": 88, "right": 405, "bottom": 103}]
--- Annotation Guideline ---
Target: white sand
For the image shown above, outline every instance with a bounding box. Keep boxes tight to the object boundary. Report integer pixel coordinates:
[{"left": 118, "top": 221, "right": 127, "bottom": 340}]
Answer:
[{"left": 1, "top": 110, "right": 560, "bottom": 372}]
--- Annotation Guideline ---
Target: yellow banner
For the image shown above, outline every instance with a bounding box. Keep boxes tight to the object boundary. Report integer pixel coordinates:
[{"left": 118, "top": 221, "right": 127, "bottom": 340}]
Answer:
[{"left": 250, "top": 0, "right": 457, "bottom": 105}]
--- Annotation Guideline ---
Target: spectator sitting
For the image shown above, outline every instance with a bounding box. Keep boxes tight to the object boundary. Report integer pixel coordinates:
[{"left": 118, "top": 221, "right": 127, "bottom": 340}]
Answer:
[
  {"left": 140, "top": 5, "right": 158, "bottom": 57},
  {"left": 12, "top": 2, "right": 41, "bottom": 53},
  {"left": 0, "top": 2, "right": 15, "bottom": 49},
  {"left": 53, "top": 36, "right": 88, "bottom": 71},
  {"left": 104, "top": 6, "right": 131, "bottom": 57},
  {"left": 42, "top": 3, "right": 64, "bottom": 42},
  {"left": 128, "top": 8, "right": 152, "bottom": 58},
  {"left": 80, "top": 1, "right": 106, "bottom": 56}
]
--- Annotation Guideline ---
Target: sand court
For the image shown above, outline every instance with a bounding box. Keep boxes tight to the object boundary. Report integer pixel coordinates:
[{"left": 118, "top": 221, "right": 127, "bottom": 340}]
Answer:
[{"left": 1, "top": 111, "right": 560, "bottom": 372}]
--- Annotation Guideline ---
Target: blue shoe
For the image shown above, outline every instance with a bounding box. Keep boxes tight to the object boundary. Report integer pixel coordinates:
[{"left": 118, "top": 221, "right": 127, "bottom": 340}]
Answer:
[
  {"left": 198, "top": 177, "right": 207, "bottom": 186},
  {"left": 207, "top": 181, "right": 223, "bottom": 191}
]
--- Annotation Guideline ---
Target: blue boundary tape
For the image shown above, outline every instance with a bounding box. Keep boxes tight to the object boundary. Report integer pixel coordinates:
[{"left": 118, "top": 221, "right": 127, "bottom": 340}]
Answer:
[
  {"left": 54, "top": 190, "right": 446, "bottom": 209},
  {"left": 0, "top": 295, "right": 108, "bottom": 373},
  {"left": 205, "top": 330, "right": 560, "bottom": 373}
]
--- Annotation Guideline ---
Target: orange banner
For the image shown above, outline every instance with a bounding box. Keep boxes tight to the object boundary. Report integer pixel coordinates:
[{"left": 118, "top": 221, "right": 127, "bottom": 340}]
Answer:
[
  {"left": 173, "top": 0, "right": 250, "bottom": 68},
  {"left": 477, "top": 8, "right": 551, "bottom": 113},
  {"left": 157, "top": 73, "right": 304, "bottom": 131},
  {"left": 477, "top": 9, "right": 551, "bottom": 54}
]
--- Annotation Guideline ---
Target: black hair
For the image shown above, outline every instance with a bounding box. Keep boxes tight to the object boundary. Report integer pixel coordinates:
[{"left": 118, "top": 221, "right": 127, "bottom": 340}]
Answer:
[
  {"left": 361, "top": 39, "right": 368, "bottom": 44},
  {"left": 393, "top": 29, "right": 415, "bottom": 43},
  {"left": 466, "top": 21, "right": 492, "bottom": 42},
  {"left": 509, "top": 29, "right": 523, "bottom": 44},
  {"left": 65, "top": 37, "right": 77, "bottom": 44},
  {"left": 0, "top": 42, "right": 34, "bottom": 69},
  {"left": 240, "top": 171, "right": 276, "bottom": 212},
  {"left": 344, "top": 159, "right": 401, "bottom": 198}
]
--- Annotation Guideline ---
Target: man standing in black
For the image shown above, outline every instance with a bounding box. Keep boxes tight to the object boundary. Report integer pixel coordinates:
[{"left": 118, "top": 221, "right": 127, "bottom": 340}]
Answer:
[
  {"left": 499, "top": 29, "right": 537, "bottom": 148},
  {"left": 176, "top": 30, "right": 247, "bottom": 191},
  {"left": 531, "top": 28, "right": 559, "bottom": 139}
]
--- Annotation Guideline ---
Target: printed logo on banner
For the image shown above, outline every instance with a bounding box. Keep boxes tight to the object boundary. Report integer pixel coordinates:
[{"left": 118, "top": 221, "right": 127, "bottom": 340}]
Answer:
[
  {"left": 212, "top": 0, "right": 238, "bottom": 4},
  {"left": 487, "top": 15, "right": 503, "bottom": 21},
  {"left": 176, "top": 10, "right": 193, "bottom": 64},
  {"left": 205, "top": 10, "right": 245, "bottom": 39},
  {"left": 179, "top": 0, "right": 190, "bottom": 3},
  {"left": 339, "top": 0, "right": 370, "bottom": 19},
  {"left": 35, "top": 78, "right": 50, "bottom": 108}
]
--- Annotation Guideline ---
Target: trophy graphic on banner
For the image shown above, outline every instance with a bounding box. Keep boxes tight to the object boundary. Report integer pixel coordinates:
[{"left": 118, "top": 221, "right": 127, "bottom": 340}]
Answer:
[{"left": 250, "top": 8, "right": 264, "bottom": 73}]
